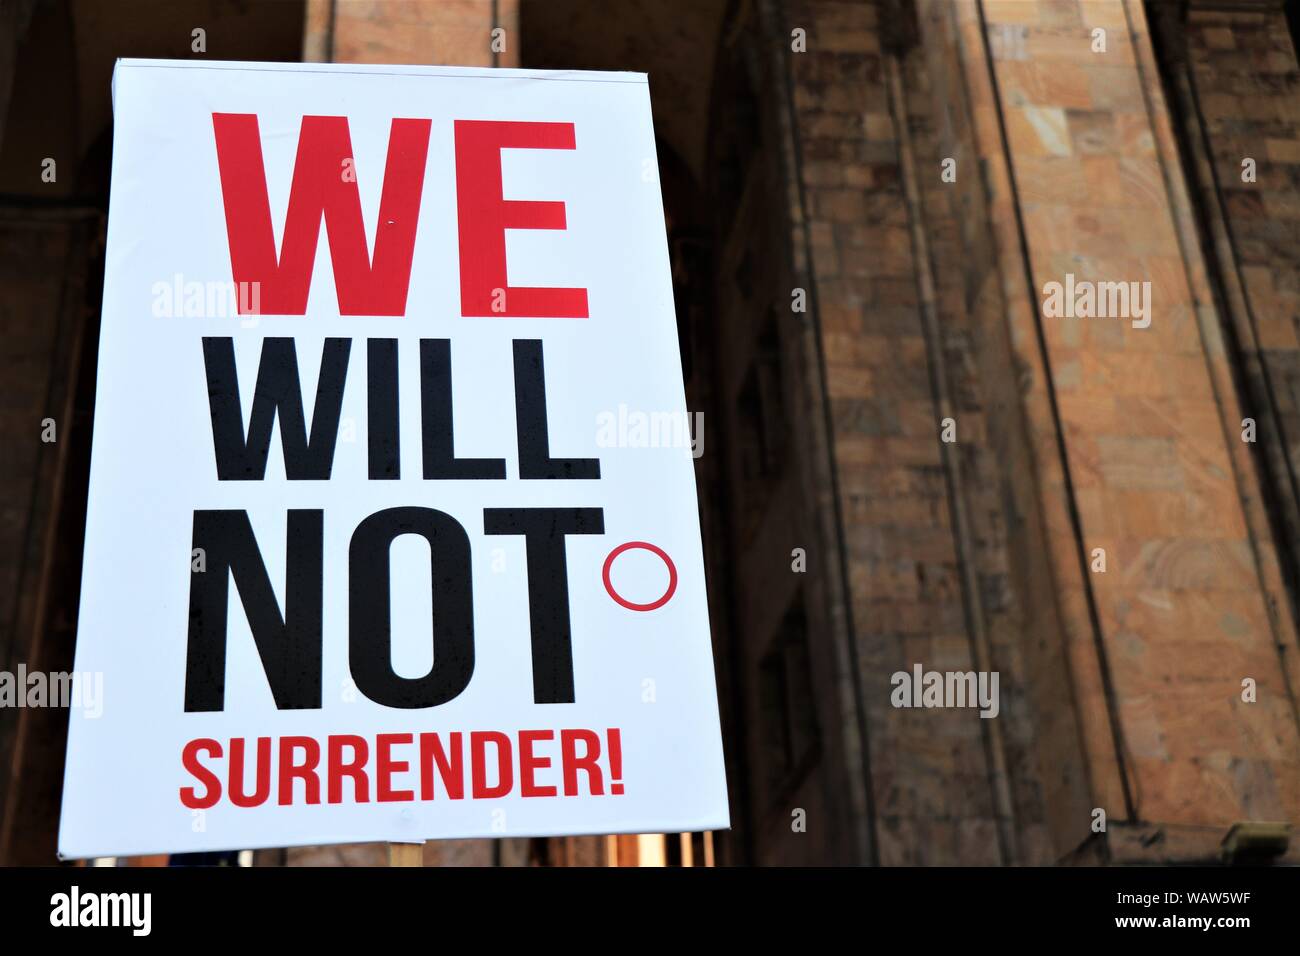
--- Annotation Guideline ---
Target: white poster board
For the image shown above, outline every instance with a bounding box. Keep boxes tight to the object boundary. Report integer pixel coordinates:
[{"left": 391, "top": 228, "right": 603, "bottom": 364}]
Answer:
[{"left": 59, "top": 59, "right": 728, "bottom": 858}]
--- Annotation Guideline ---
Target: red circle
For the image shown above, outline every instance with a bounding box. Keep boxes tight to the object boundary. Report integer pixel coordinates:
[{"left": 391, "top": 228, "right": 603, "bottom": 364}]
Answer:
[{"left": 602, "top": 542, "right": 678, "bottom": 612}]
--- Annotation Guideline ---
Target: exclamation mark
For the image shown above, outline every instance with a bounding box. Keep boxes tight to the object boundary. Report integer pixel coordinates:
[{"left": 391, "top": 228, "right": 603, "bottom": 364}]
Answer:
[{"left": 607, "top": 728, "right": 624, "bottom": 795}]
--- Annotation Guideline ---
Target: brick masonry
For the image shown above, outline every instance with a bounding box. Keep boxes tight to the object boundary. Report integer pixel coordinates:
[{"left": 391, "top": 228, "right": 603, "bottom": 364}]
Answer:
[
  {"left": 925, "top": 0, "right": 1300, "bottom": 857},
  {"left": 758, "top": 0, "right": 1300, "bottom": 864}
]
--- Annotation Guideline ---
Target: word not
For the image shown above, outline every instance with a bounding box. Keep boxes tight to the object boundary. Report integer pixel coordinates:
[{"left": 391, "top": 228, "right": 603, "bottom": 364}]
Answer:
[
  {"left": 187, "top": 505, "right": 603, "bottom": 711},
  {"left": 1041, "top": 273, "right": 1152, "bottom": 328},
  {"left": 595, "top": 404, "right": 703, "bottom": 458},
  {"left": 0, "top": 666, "right": 102, "bottom": 717},
  {"left": 890, "top": 664, "right": 999, "bottom": 718},
  {"left": 180, "top": 728, "right": 624, "bottom": 808},
  {"left": 50, "top": 887, "right": 151, "bottom": 936}
]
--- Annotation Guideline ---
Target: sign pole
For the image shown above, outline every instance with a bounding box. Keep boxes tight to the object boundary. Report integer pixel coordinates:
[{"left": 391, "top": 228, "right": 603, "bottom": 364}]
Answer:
[{"left": 388, "top": 842, "right": 423, "bottom": 867}]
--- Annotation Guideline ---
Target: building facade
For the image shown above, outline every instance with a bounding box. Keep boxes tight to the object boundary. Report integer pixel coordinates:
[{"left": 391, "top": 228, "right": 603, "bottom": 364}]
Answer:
[{"left": 1, "top": 0, "right": 1299, "bottom": 866}]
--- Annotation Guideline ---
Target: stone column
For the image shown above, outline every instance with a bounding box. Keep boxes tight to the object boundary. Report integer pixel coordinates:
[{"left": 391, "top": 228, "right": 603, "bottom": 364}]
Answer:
[{"left": 923, "top": 0, "right": 1300, "bottom": 862}]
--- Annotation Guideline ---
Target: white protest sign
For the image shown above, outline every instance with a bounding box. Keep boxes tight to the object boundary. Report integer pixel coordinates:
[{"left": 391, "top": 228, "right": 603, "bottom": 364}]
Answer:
[{"left": 59, "top": 60, "right": 728, "bottom": 858}]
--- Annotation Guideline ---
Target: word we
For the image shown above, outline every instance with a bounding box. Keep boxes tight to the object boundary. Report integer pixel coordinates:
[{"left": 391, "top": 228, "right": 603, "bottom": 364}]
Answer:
[{"left": 213, "top": 115, "right": 587, "bottom": 318}]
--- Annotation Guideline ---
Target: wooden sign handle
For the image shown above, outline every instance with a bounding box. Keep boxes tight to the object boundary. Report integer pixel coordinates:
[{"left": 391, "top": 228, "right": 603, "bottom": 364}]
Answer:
[{"left": 389, "top": 842, "right": 424, "bottom": 867}]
